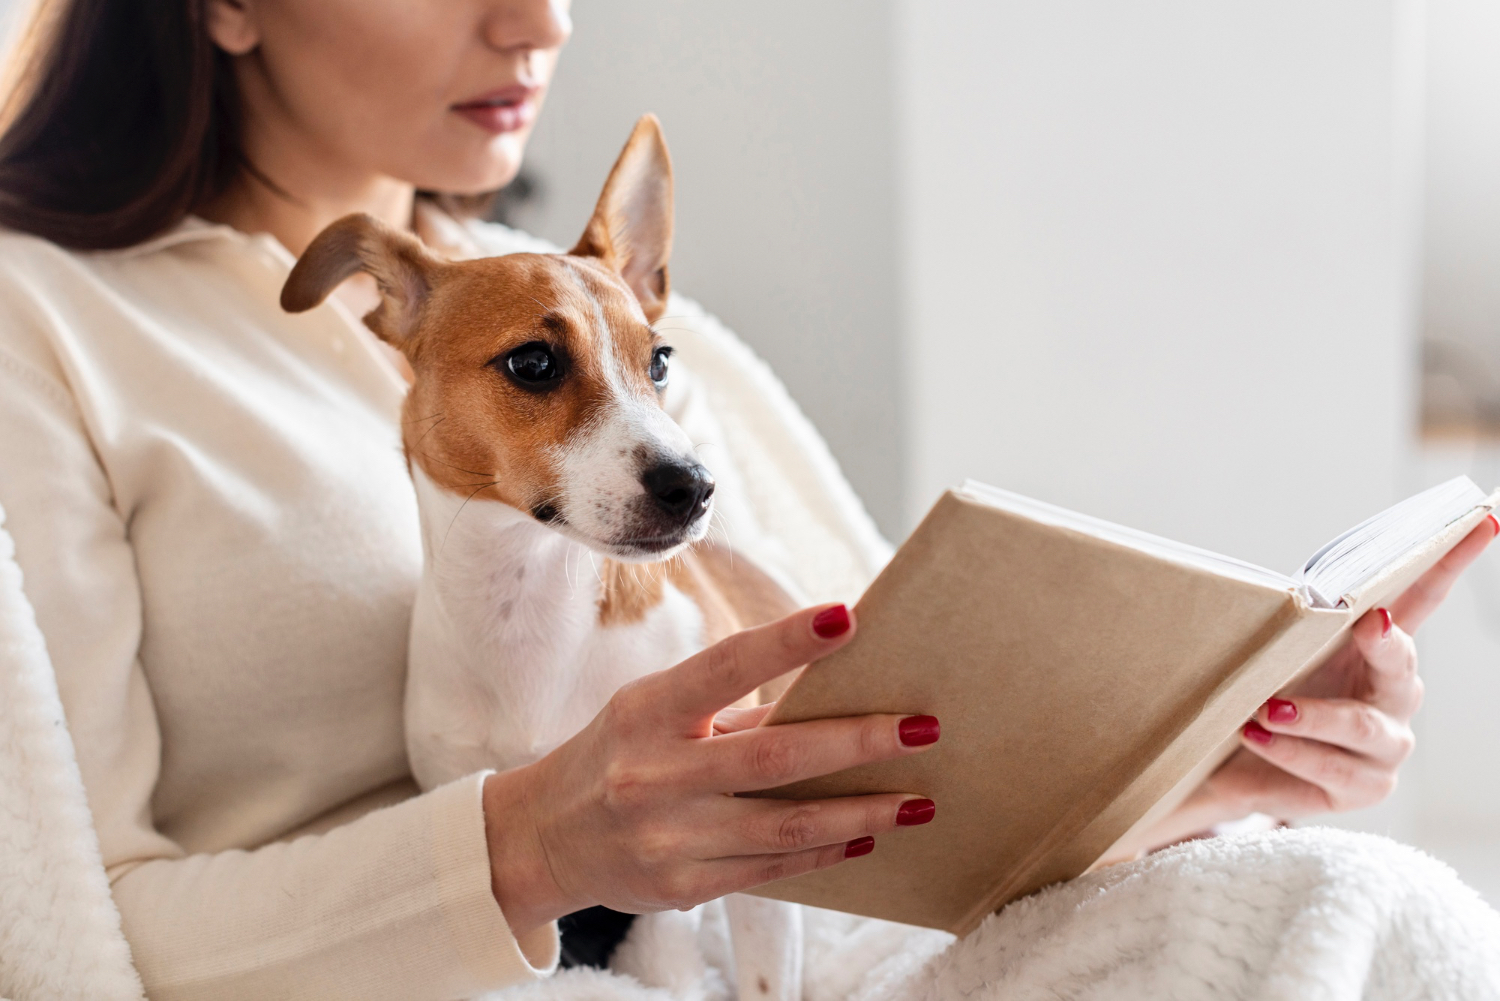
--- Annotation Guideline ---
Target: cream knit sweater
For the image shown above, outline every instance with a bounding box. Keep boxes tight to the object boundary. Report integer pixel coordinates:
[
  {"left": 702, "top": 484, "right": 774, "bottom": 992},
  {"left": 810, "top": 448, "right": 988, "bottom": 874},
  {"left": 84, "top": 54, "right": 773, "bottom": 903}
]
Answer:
[{"left": 0, "top": 213, "right": 889, "bottom": 1000}]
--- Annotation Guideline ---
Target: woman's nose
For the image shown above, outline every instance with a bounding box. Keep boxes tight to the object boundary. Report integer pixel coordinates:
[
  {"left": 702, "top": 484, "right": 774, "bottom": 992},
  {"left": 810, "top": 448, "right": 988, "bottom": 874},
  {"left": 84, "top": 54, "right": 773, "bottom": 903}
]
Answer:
[{"left": 483, "top": 0, "right": 573, "bottom": 54}]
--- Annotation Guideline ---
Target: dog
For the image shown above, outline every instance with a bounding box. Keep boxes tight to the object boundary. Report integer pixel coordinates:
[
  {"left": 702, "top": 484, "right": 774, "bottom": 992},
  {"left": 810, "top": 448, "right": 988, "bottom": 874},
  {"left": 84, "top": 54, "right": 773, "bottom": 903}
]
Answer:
[{"left": 282, "top": 115, "right": 804, "bottom": 1000}]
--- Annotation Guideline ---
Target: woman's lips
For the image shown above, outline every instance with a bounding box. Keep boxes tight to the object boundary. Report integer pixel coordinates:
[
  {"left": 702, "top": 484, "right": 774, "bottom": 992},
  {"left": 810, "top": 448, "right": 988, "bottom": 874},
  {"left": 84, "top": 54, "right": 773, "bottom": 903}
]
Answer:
[{"left": 452, "top": 85, "right": 540, "bottom": 134}]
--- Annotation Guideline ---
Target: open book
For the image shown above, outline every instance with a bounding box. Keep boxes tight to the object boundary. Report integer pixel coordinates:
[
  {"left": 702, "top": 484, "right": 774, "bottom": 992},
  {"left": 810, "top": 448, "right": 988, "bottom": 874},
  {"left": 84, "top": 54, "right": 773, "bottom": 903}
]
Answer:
[{"left": 748, "top": 477, "right": 1496, "bottom": 935}]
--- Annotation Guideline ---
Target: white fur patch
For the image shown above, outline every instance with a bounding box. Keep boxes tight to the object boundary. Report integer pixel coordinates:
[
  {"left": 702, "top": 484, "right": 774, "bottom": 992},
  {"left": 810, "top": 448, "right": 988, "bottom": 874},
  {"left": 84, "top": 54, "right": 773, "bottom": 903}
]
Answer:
[
  {"left": 554, "top": 397, "right": 706, "bottom": 559},
  {"left": 405, "top": 465, "right": 708, "bottom": 786}
]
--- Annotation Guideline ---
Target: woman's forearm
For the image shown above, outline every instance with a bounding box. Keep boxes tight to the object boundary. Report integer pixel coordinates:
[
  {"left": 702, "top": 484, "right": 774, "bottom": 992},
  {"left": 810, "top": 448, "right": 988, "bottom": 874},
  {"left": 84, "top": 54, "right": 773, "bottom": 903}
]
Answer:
[{"left": 113, "top": 775, "right": 555, "bottom": 1001}]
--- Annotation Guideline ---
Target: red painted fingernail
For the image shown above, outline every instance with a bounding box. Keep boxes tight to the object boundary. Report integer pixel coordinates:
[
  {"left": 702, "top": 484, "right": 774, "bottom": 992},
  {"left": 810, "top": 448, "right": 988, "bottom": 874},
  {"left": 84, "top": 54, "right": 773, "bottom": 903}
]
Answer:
[
  {"left": 898, "top": 715, "right": 941, "bottom": 747},
  {"left": 1243, "top": 720, "right": 1274, "bottom": 745},
  {"left": 812, "top": 604, "right": 851, "bottom": 638},
  {"left": 1266, "top": 698, "right": 1298, "bottom": 724},
  {"left": 1488, "top": 513, "right": 1498, "bottom": 537},
  {"left": 844, "top": 836, "right": 875, "bottom": 858},
  {"left": 896, "top": 799, "right": 936, "bottom": 826},
  {"left": 1378, "top": 607, "right": 1393, "bottom": 638}
]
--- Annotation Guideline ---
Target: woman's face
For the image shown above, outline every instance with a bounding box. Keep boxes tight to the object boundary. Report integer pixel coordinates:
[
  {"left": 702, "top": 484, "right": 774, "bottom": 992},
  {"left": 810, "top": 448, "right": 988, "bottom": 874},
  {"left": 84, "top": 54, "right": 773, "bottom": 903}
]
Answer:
[{"left": 209, "top": 0, "right": 572, "bottom": 194}]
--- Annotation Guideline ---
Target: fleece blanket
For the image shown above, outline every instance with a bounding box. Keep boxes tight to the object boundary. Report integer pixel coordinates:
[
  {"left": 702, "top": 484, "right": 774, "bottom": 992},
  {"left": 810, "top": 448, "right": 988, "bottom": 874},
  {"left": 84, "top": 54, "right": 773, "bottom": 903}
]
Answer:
[
  {"left": 495, "top": 828, "right": 1500, "bottom": 1001},
  {"left": 0, "top": 504, "right": 144, "bottom": 999}
]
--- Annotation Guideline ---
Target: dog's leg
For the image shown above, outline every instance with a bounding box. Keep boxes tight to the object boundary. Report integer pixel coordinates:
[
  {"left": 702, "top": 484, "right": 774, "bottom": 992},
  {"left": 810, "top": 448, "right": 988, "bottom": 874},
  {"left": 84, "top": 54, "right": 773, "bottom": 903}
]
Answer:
[{"left": 724, "top": 895, "right": 803, "bottom": 1001}]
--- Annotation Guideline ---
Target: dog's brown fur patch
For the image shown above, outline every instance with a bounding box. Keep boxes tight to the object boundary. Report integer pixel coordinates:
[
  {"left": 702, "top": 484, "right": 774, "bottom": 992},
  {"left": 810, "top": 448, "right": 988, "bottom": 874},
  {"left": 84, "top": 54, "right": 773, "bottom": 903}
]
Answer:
[
  {"left": 597, "top": 557, "right": 668, "bottom": 626},
  {"left": 394, "top": 253, "right": 655, "bottom": 515},
  {"left": 677, "top": 542, "right": 801, "bottom": 702}
]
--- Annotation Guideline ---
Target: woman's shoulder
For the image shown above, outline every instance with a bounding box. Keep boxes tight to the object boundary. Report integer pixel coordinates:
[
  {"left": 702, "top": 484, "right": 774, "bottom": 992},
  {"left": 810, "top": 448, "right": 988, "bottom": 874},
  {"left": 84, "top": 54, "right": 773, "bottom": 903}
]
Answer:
[
  {"left": 0, "top": 217, "right": 242, "bottom": 289},
  {"left": 0, "top": 218, "right": 256, "bottom": 384},
  {"left": 0, "top": 229, "right": 96, "bottom": 400},
  {"left": 0, "top": 225, "right": 96, "bottom": 276}
]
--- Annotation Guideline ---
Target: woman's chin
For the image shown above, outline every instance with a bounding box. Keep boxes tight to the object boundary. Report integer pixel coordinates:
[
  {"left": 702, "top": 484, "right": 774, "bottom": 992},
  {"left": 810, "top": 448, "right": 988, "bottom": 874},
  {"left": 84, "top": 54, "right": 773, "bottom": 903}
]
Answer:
[{"left": 402, "top": 131, "right": 532, "bottom": 199}]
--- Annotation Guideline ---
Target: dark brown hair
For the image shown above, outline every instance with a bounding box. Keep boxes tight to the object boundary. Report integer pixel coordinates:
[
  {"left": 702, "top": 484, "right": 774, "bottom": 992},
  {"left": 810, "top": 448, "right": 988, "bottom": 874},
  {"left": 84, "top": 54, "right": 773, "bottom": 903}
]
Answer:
[
  {"left": 0, "top": 0, "right": 504, "bottom": 252},
  {"left": 0, "top": 0, "right": 248, "bottom": 250}
]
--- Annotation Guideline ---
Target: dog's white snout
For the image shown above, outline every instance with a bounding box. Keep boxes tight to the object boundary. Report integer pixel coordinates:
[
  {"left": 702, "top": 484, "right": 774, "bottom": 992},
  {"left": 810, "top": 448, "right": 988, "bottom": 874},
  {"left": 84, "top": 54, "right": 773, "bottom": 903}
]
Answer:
[{"left": 554, "top": 396, "right": 713, "bottom": 558}]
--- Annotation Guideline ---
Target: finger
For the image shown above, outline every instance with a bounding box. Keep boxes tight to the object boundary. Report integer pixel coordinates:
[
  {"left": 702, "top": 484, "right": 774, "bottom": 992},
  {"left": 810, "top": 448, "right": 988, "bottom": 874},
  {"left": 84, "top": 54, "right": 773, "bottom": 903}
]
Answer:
[
  {"left": 1389, "top": 516, "right": 1498, "bottom": 632},
  {"left": 690, "top": 712, "right": 940, "bottom": 794},
  {"left": 687, "top": 793, "right": 932, "bottom": 859},
  {"left": 653, "top": 604, "right": 856, "bottom": 731},
  {"left": 1254, "top": 697, "right": 1414, "bottom": 765},
  {"left": 1347, "top": 610, "right": 1423, "bottom": 720},
  {"left": 1239, "top": 722, "right": 1398, "bottom": 811},
  {"left": 684, "top": 839, "right": 866, "bottom": 904},
  {"left": 1208, "top": 747, "right": 1346, "bottom": 820},
  {"left": 713, "top": 703, "right": 775, "bottom": 735}
]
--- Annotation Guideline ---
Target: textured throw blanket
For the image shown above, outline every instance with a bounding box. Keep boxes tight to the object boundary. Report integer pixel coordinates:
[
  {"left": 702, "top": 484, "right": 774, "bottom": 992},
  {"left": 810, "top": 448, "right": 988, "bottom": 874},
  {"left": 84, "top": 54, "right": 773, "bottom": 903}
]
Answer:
[{"left": 496, "top": 828, "right": 1500, "bottom": 1001}]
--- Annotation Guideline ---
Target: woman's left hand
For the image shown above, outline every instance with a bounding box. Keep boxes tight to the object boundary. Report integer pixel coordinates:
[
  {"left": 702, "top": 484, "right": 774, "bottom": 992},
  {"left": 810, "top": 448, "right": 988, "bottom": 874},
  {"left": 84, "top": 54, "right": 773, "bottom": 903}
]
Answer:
[{"left": 1140, "top": 515, "right": 1497, "bottom": 849}]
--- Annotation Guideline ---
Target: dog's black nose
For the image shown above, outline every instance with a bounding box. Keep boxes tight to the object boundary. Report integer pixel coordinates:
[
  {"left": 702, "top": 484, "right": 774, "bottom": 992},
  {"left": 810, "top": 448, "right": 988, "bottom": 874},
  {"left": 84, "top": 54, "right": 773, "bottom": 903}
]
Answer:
[{"left": 642, "top": 462, "right": 715, "bottom": 521}]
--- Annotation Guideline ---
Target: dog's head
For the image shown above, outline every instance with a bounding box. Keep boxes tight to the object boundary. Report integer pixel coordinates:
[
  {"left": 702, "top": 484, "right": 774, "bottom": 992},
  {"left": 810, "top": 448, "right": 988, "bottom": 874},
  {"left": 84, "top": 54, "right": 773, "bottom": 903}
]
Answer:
[{"left": 282, "top": 115, "right": 712, "bottom": 562}]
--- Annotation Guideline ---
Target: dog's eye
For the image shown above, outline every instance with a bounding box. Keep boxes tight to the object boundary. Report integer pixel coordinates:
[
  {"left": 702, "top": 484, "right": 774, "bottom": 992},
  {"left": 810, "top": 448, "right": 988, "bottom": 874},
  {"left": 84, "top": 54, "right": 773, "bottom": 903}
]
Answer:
[
  {"left": 501, "top": 343, "right": 563, "bottom": 387},
  {"left": 649, "top": 346, "right": 673, "bottom": 388}
]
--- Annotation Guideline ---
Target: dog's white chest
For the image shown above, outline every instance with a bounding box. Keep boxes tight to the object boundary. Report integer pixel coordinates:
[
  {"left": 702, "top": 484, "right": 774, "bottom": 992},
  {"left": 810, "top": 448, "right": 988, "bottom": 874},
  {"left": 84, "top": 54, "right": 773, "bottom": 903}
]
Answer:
[{"left": 403, "top": 469, "right": 708, "bottom": 788}]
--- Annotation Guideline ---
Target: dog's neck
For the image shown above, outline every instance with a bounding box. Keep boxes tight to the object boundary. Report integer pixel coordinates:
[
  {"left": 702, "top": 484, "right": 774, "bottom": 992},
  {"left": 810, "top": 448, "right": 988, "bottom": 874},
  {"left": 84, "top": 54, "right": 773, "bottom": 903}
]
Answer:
[
  {"left": 408, "top": 460, "right": 674, "bottom": 631},
  {"left": 409, "top": 461, "right": 594, "bottom": 643},
  {"left": 405, "top": 461, "right": 706, "bottom": 775}
]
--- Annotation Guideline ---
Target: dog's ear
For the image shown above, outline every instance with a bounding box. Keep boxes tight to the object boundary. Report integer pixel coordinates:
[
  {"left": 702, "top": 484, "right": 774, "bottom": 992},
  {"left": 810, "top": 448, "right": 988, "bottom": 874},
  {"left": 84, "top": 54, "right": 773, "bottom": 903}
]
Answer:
[
  {"left": 573, "top": 114, "right": 674, "bottom": 322},
  {"left": 280, "top": 213, "right": 444, "bottom": 346}
]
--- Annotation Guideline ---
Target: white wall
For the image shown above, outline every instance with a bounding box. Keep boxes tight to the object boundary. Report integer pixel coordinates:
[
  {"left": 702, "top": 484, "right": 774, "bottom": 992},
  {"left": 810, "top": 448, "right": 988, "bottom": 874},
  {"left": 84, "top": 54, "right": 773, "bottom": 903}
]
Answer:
[
  {"left": 511, "top": 0, "right": 907, "bottom": 538},
  {"left": 895, "top": 1, "right": 1421, "bottom": 574},
  {"left": 1424, "top": 0, "right": 1500, "bottom": 370}
]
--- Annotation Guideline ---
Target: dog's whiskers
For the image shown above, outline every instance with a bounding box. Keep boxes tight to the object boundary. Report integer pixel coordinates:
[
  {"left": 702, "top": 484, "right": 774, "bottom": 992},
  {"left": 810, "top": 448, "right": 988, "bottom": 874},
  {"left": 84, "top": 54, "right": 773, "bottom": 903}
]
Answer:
[
  {"left": 440, "top": 479, "right": 500, "bottom": 556},
  {"left": 411, "top": 449, "right": 493, "bottom": 480},
  {"left": 705, "top": 507, "right": 731, "bottom": 549},
  {"left": 413, "top": 416, "right": 447, "bottom": 449}
]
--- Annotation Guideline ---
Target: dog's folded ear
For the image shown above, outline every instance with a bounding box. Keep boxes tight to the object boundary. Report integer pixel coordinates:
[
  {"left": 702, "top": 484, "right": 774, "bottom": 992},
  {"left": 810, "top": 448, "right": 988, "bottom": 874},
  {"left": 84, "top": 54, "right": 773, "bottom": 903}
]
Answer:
[
  {"left": 573, "top": 113, "right": 674, "bottom": 322},
  {"left": 280, "top": 213, "right": 444, "bottom": 346}
]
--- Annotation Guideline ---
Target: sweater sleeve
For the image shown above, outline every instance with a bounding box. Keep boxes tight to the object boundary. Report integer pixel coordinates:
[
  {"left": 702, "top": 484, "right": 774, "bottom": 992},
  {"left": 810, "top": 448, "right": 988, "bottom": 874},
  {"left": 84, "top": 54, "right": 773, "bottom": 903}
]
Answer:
[
  {"left": 0, "top": 299, "right": 557, "bottom": 999},
  {"left": 111, "top": 774, "right": 558, "bottom": 1000}
]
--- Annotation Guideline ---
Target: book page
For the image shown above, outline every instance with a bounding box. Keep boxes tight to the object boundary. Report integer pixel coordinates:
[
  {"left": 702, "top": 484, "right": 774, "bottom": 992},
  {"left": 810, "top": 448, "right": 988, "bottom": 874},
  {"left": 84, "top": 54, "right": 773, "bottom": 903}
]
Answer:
[
  {"left": 959, "top": 481, "right": 1301, "bottom": 595},
  {"left": 1295, "top": 476, "right": 1486, "bottom": 606},
  {"left": 962, "top": 477, "right": 1489, "bottom": 609}
]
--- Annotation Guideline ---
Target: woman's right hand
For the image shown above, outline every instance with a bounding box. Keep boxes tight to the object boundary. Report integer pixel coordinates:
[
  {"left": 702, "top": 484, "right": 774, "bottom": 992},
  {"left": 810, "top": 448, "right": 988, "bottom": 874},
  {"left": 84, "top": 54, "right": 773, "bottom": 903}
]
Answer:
[{"left": 481, "top": 603, "right": 941, "bottom": 937}]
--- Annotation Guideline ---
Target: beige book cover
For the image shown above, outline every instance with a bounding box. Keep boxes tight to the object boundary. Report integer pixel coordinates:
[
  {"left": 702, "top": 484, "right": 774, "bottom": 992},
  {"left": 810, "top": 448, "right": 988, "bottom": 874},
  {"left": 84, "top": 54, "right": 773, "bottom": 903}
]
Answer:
[{"left": 748, "top": 481, "right": 1497, "bottom": 936}]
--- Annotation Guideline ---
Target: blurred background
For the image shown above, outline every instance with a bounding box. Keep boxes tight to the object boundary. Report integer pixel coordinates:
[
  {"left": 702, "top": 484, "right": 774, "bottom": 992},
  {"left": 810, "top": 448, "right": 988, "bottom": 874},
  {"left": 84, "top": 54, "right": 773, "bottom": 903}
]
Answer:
[{"left": 511, "top": 0, "right": 1500, "bottom": 902}]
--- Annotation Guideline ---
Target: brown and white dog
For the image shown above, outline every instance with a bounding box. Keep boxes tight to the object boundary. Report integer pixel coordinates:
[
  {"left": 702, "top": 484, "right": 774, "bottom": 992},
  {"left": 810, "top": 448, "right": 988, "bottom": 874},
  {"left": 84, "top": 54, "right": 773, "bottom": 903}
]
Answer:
[{"left": 282, "top": 116, "right": 803, "bottom": 998}]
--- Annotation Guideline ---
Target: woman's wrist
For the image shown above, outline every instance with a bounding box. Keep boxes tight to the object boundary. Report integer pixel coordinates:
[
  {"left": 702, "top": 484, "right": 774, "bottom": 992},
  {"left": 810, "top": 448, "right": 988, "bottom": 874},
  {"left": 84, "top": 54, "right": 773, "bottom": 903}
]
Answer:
[{"left": 482, "top": 766, "right": 583, "bottom": 938}]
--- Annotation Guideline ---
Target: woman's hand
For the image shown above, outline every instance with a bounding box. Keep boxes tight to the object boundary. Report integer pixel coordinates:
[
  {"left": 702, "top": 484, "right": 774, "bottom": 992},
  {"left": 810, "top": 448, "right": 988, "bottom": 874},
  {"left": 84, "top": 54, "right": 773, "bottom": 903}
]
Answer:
[
  {"left": 480, "top": 604, "right": 941, "bottom": 937},
  {"left": 1144, "top": 516, "right": 1497, "bottom": 848}
]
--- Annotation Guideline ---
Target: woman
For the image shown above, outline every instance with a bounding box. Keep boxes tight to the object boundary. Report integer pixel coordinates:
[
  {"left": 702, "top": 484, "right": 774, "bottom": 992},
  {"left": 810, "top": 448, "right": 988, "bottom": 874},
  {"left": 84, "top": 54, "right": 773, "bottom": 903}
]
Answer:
[{"left": 0, "top": 0, "right": 1488, "bottom": 998}]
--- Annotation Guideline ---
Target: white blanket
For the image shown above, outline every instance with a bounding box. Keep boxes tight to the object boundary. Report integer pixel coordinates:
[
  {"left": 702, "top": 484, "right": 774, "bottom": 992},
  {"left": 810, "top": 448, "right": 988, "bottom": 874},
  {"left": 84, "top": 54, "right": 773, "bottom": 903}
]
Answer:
[
  {"left": 0, "top": 505, "right": 144, "bottom": 1000},
  {"left": 495, "top": 828, "right": 1500, "bottom": 1001}
]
